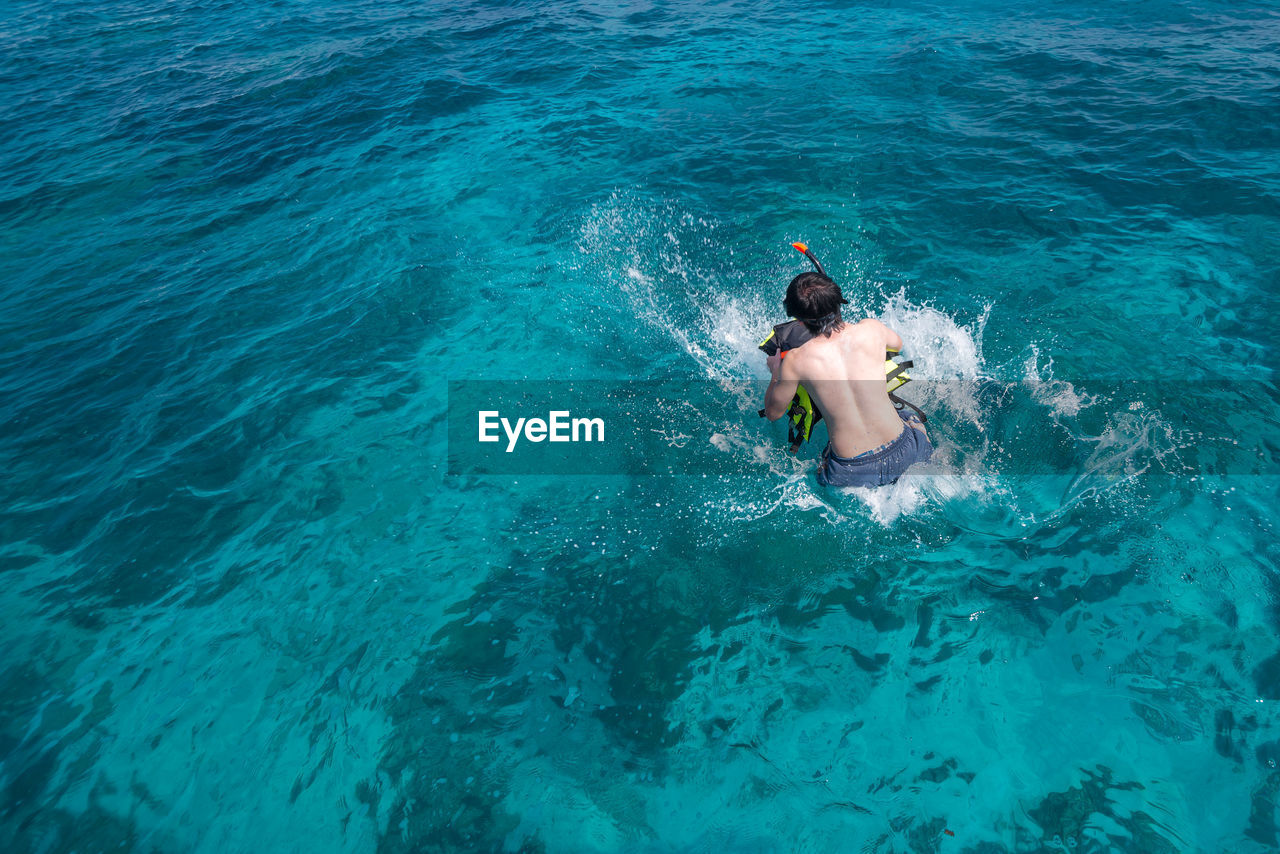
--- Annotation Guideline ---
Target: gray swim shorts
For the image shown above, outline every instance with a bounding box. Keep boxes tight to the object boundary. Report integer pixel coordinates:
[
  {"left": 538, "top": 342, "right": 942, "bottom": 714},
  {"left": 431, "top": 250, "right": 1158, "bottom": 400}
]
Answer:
[{"left": 816, "top": 409, "right": 933, "bottom": 488}]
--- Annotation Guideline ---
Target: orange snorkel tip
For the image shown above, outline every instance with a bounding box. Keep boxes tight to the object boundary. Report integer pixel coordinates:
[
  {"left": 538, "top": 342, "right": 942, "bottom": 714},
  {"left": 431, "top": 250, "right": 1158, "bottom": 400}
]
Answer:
[{"left": 791, "top": 241, "right": 808, "bottom": 254}]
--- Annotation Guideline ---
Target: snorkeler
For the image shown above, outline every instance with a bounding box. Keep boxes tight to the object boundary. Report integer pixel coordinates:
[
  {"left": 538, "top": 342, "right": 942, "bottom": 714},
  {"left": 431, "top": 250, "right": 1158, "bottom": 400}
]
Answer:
[{"left": 761, "top": 266, "right": 933, "bottom": 488}]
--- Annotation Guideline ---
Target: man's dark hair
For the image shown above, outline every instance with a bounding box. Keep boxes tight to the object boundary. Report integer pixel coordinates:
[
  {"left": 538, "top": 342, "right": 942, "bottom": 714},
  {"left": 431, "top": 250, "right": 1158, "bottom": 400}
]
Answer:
[{"left": 784, "top": 272, "right": 848, "bottom": 336}]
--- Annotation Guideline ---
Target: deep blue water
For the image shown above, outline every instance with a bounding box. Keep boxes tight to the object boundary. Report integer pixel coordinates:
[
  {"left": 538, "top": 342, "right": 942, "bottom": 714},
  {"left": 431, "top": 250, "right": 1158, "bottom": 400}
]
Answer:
[{"left": 2, "top": 0, "right": 1279, "bottom": 851}]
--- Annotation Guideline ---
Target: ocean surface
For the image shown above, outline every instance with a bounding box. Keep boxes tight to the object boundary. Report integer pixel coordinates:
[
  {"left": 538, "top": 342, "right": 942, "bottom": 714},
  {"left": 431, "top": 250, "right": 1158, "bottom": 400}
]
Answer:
[{"left": 2, "top": 0, "right": 1279, "bottom": 851}]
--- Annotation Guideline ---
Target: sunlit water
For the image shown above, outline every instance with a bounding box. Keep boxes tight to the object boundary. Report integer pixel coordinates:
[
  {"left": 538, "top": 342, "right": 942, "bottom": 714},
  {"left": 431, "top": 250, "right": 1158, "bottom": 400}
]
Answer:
[{"left": 2, "top": 1, "right": 1278, "bottom": 852}]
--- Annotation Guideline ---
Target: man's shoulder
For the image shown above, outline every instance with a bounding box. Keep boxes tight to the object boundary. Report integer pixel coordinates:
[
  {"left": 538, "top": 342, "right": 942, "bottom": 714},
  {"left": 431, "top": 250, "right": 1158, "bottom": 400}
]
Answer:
[{"left": 849, "top": 317, "right": 892, "bottom": 343}]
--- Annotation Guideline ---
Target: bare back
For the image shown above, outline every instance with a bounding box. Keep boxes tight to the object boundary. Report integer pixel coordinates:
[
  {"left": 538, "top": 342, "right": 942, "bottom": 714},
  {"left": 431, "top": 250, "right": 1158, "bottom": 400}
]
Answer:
[{"left": 779, "top": 319, "right": 917, "bottom": 458}]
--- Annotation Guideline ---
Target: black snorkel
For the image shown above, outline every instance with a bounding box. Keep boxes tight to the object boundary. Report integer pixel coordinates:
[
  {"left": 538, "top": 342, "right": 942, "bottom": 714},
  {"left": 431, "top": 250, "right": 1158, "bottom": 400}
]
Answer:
[{"left": 790, "top": 241, "right": 827, "bottom": 277}]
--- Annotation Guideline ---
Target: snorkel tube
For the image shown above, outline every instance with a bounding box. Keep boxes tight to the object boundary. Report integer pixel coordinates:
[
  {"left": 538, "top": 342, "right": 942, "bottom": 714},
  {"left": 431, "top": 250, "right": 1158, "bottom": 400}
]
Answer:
[{"left": 790, "top": 241, "right": 827, "bottom": 278}]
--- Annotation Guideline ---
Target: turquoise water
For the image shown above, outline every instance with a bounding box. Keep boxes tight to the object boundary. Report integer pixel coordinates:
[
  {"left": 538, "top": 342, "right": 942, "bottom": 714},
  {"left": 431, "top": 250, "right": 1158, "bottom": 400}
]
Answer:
[{"left": 2, "top": 0, "right": 1279, "bottom": 851}]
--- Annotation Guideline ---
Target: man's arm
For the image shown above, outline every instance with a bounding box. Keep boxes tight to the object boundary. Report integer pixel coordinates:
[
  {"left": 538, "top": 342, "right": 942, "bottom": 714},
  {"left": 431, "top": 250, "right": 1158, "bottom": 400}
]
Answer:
[
  {"left": 874, "top": 319, "right": 904, "bottom": 352},
  {"left": 763, "top": 353, "right": 799, "bottom": 421},
  {"left": 856, "top": 318, "right": 905, "bottom": 352}
]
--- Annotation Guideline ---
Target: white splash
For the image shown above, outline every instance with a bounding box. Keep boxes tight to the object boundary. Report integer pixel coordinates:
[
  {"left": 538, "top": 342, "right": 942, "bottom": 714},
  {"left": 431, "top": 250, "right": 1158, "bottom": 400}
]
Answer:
[{"left": 1021, "top": 345, "right": 1097, "bottom": 420}]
